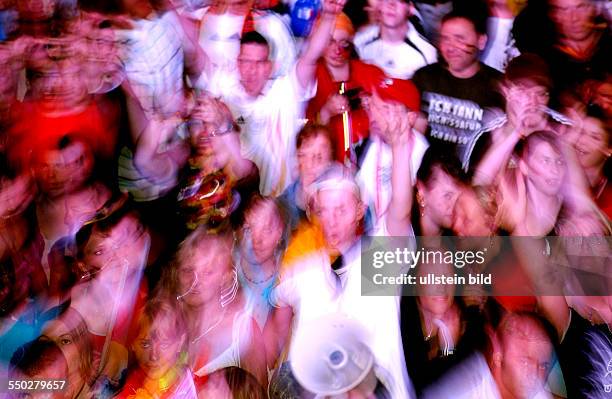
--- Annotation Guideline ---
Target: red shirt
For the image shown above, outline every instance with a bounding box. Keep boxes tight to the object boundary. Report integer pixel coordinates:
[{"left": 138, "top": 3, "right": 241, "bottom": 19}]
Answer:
[
  {"left": 307, "top": 60, "right": 387, "bottom": 162},
  {"left": 6, "top": 97, "right": 119, "bottom": 170}
]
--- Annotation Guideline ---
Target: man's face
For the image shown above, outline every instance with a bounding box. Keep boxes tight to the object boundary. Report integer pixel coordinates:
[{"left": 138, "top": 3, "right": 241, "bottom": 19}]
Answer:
[
  {"left": 315, "top": 188, "right": 363, "bottom": 254},
  {"left": 549, "top": 0, "right": 595, "bottom": 42},
  {"left": 378, "top": 0, "right": 410, "bottom": 29},
  {"left": 439, "top": 17, "right": 485, "bottom": 76},
  {"left": 297, "top": 133, "right": 333, "bottom": 188},
  {"left": 323, "top": 29, "right": 352, "bottom": 68},
  {"left": 503, "top": 82, "right": 550, "bottom": 129},
  {"left": 34, "top": 141, "right": 93, "bottom": 197},
  {"left": 237, "top": 43, "right": 273, "bottom": 97},
  {"left": 500, "top": 335, "right": 553, "bottom": 399},
  {"left": 524, "top": 141, "right": 566, "bottom": 196}
]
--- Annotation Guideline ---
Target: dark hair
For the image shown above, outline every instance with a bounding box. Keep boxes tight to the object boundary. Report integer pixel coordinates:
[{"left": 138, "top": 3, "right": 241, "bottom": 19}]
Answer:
[
  {"left": 295, "top": 123, "right": 334, "bottom": 152},
  {"left": 441, "top": 2, "right": 488, "bottom": 36},
  {"left": 416, "top": 148, "right": 468, "bottom": 188},
  {"left": 504, "top": 53, "right": 552, "bottom": 89},
  {"left": 10, "top": 339, "right": 67, "bottom": 378},
  {"left": 521, "top": 130, "right": 562, "bottom": 161},
  {"left": 240, "top": 31, "right": 270, "bottom": 49}
]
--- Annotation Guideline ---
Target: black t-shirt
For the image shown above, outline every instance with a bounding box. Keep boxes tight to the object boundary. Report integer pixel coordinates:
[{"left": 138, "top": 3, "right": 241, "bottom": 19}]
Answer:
[{"left": 412, "top": 63, "right": 503, "bottom": 169}]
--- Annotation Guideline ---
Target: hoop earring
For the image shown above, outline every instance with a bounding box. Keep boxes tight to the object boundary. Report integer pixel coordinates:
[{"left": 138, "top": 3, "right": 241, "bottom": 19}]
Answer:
[{"left": 220, "top": 268, "right": 238, "bottom": 308}]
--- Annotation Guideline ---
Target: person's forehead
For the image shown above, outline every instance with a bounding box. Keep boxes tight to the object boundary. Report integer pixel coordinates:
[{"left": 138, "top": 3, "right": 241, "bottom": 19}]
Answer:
[
  {"left": 300, "top": 133, "right": 332, "bottom": 150},
  {"left": 530, "top": 141, "right": 560, "bottom": 158},
  {"left": 550, "top": 0, "right": 591, "bottom": 7},
  {"left": 317, "top": 187, "right": 359, "bottom": 205},
  {"left": 331, "top": 29, "right": 351, "bottom": 41},
  {"left": 441, "top": 17, "right": 476, "bottom": 34},
  {"left": 239, "top": 43, "right": 269, "bottom": 59}
]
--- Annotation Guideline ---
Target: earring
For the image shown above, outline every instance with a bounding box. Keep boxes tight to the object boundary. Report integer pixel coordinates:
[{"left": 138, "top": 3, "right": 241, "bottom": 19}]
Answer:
[{"left": 416, "top": 191, "right": 426, "bottom": 217}]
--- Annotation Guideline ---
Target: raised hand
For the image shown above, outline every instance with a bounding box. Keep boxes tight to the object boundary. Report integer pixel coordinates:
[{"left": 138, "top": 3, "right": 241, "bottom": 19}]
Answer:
[{"left": 321, "top": 0, "right": 347, "bottom": 17}]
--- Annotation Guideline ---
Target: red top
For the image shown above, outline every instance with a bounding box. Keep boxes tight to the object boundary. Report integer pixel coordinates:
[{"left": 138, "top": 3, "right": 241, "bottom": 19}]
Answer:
[
  {"left": 306, "top": 60, "right": 387, "bottom": 162},
  {"left": 6, "top": 97, "right": 119, "bottom": 170}
]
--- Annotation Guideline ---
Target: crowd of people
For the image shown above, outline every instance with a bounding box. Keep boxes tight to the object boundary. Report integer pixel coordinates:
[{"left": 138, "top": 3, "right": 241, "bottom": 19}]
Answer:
[{"left": 0, "top": 0, "right": 610, "bottom": 398}]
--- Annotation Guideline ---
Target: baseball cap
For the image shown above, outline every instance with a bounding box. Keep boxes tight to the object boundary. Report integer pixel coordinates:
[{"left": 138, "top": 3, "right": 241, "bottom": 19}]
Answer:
[{"left": 375, "top": 77, "right": 421, "bottom": 112}]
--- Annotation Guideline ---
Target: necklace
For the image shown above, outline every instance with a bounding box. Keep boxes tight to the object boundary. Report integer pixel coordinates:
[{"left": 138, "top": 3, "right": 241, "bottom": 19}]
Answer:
[
  {"left": 192, "top": 309, "right": 226, "bottom": 344},
  {"left": 241, "top": 260, "right": 277, "bottom": 285}
]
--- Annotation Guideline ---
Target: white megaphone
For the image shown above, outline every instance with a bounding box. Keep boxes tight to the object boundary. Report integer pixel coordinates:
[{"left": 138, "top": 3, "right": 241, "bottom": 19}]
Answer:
[{"left": 290, "top": 314, "right": 377, "bottom": 397}]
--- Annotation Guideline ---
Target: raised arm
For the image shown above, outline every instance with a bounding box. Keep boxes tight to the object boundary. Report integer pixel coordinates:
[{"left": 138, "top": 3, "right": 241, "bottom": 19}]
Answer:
[
  {"left": 385, "top": 102, "right": 418, "bottom": 236},
  {"left": 472, "top": 125, "right": 522, "bottom": 186},
  {"left": 296, "top": 0, "right": 347, "bottom": 90}
]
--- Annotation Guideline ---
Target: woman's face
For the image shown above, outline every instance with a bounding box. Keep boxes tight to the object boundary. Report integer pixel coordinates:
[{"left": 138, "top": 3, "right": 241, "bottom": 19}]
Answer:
[
  {"left": 420, "top": 168, "right": 461, "bottom": 229},
  {"left": 82, "top": 216, "right": 147, "bottom": 282},
  {"left": 417, "top": 264, "right": 455, "bottom": 316},
  {"left": 241, "top": 202, "right": 283, "bottom": 264},
  {"left": 178, "top": 243, "right": 232, "bottom": 307},
  {"left": 452, "top": 189, "right": 494, "bottom": 237},
  {"left": 132, "top": 316, "right": 184, "bottom": 380},
  {"left": 523, "top": 141, "right": 566, "bottom": 196},
  {"left": 575, "top": 117, "right": 609, "bottom": 169},
  {"left": 42, "top": 318, "right": 87, "bottom": 397}
]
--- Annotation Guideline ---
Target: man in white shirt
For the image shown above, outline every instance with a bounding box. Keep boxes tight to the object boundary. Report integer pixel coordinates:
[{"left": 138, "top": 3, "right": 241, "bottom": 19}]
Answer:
[
  {"left": 422, "top": 312, "right": 557, "bottom": 399},
  {"left": 269, "top": 102, "right": 419, "bottom": 398},
  {"left": 197, "top": 0, "right": 345, "bottom": 196},
  {"left": 354, "top": 0, "right": 437, "bottom": 79}
]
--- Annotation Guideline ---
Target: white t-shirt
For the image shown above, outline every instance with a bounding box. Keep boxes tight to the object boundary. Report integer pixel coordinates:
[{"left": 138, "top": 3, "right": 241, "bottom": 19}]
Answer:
[
  {"left": 355, "top": 23, "right": 438, "bottom": 79},
  {"left": 481, "top": 17, "right": 521, "bottom": 72},
  {"left": 200, "top": 65, "right": 315, "bottom": 197},
  {"left": 357, "top": 132, "right": 429, "bottom": 236},
  {"left": 118, "top": 12, "right": 185, "bottom": 116},
  {"left": 271, "top": 242, "right": 415, "bottom": 399}
]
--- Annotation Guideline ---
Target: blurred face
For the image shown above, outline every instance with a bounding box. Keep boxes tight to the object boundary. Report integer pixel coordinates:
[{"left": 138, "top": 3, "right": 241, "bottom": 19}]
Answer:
[
  {"left": 499, "top": 335, "right": 553, "bottom": 399},
  {"left": 439, "top": 18, "right": 485, "bottom": 76},
  {"left": 34, "top": 141, "right": 93, "bottom": 197},
  {"left": 0, "top": 174, "right": 34, "bottom": 220},
  {"left": 297, "top": 133, "right": 333, "bottom": 187},
  {"left": 82, "top": 216, "right": 147, "bottom": 282},
  {"left": 549, "top": 0, "right": 595, "bottom": 42},
  {"left": 315, "top": 188, "right": 363, "bottom": 254},
  {"left": 523, "top": 141, "right": 566, "bottom": 196},
  {"left": 241, "top": 202, "right": 284, "bottom": 264},
  {"left": 133, "top": 317, "right": 184, "bottom": 380},
  {"left": 237, "top": 43, "right": 272, "bottom": 97},
  {"left": 121, "top": 0, "right": 154, "bottom": 18},
  {"left": 42, "top": 318, "right": 86, "bottom": 397},
  {"left": 178, "top": 243, "right": 232, "bottom": 307},
  {"left": 17, "top": 0, "right": 56, "bottom": 21},
  {"left": 575, "top": 117, "right": 609, "bottom": 168},
  {"left": 31, "top": 66, "right": 89, "bottom": 109},
  {"left": 452, "top": 190, "right": 494, "bottom": 237},
  {"left": 419, "top": 168, "right": 461, "bottom": 229},
  {"left": 378, "top": 0, "right": 410, "bottom": 29},
  {"left": 417, "top": 262, "right": 455, "bottom": 315},
  {"left": 503, "top": 82, "right": 550, "bottom": 129},
  {"left": 324, "top": 29, "right": 352, "bottom": 68}
]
